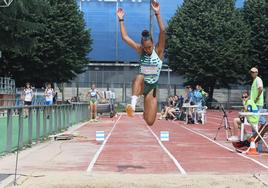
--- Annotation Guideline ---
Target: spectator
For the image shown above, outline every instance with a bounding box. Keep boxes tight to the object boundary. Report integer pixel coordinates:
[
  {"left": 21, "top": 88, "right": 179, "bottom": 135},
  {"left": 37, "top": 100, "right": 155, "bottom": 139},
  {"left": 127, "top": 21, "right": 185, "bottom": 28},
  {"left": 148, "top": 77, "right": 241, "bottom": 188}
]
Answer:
[
  {"left": 21, "top": 82, "right": 33, "bottom": 118},
  {"left": 228, "top": 91, "right": 259, "bottom": 142},
  {"left": 53, "top": 92, "right": 58, "bottom": 105},
  {"left": 159, "top": 95, "right": 185, "bottom": 120},
  {"left": 193, "top": 84, "right": 208, "bottom": 123},
  {"left": 44, "top": 83, "right": 55, "bottom": 119},
  {"left": 183, "top": 86, "right": 196, "bottom": 123},
  {"left": 250, "top": 67, "right": 266, "bottom": 152},
  {"left": 197, "top": 84, "right": 208, "bottom": 105},
  {"left": 159, "top": 96, "right": 176, "bottom": 120},
  {"left": 184, "top": 85, "right": 194, "bottom": 104},
  {"left": 193, "top": 85, "right": 203, "bottom": 107}
]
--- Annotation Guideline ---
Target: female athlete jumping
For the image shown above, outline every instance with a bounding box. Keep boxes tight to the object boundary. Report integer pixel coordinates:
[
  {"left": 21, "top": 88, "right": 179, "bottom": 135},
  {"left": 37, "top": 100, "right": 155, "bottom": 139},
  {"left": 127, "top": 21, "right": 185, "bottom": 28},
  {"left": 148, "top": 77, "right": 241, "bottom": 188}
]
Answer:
[{"left": 117, "top": 1, "right": 165, "bottom": 126}]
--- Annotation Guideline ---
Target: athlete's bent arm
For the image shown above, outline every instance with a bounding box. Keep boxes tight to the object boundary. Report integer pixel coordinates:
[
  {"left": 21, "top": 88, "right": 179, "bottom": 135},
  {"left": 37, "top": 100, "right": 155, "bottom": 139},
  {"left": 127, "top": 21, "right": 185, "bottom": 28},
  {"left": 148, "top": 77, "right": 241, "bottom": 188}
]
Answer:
[{"left": 117, "top": 8, "right": 142, "bottom": 53}]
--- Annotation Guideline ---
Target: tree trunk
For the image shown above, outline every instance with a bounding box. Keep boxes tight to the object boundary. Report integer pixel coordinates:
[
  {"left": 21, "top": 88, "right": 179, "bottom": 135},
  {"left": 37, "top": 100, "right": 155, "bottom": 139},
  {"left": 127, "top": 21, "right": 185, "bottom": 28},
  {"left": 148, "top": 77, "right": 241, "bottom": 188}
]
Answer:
[
  {"left": 265, "top": 86, "right": 268, "bottom": 108},
  {"left": 61, "top": 83, "right": 65, "bottom": 102},
  {"left": 58, "top": 83, "right": 65, "bottom": 102},
  {"left": 207, "top": 85, "right": 215, "bottom": 109}
]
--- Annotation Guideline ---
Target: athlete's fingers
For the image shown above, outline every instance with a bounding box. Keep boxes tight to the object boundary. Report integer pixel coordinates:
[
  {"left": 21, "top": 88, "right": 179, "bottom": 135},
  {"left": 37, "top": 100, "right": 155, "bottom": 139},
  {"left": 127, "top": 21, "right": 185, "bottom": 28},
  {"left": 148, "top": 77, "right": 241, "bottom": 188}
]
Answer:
[{"left": 117, "top": 8, "right": 124, "bottom": 14}]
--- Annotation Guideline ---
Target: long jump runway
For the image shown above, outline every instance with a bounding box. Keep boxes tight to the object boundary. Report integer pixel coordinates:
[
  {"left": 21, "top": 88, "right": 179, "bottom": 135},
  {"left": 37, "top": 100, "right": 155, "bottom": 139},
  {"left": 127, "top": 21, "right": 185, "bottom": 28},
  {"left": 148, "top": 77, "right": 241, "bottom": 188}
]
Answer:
[{"left": 1, "top": 112, "right": 268, "bottom": 177}]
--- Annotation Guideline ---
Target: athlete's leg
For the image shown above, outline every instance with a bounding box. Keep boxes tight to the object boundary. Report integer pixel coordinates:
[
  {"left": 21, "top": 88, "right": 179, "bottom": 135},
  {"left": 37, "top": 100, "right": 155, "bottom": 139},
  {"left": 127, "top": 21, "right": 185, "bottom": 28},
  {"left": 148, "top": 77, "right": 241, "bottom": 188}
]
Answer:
[
  {"left": 168, "top": 108, "right": 176, "bottom": 119},
  {"left": 132, "top": 74, "right": 144, "bottom": 96},
  {"left": 24, "top": 102, "right": 29, "bottom": 118},
  {"left": 162, "top": 106, "right": 170, "bottom": 118},
  {"left": 90, "top": 102, "right": 94, "bottom": 121},
  {"left": 93, "top": 103, "right": 97, "bottom": 120},
  {"left": 233, "top": 117, "right": 241, "bottom": 136},
  {"left": 144, "top": 89, "right": 157, "bottom": 126},
  {"left": 126, "top": 74, "right": 144, "bottom": 116}
]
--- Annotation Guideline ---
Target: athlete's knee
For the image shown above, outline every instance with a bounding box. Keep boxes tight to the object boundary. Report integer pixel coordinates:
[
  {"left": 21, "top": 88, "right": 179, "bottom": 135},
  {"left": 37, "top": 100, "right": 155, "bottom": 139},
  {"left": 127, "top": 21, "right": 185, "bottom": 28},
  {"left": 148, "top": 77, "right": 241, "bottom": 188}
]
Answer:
[
  {"left": 133, "top": 74, "right": 144, "bottom": 83},
  {"left": 233, "top": 117, "right": 240, "bottom": 124},
  {"left": 145, "top": 118, "right": 155, "bottom": 126},
  {"left": 144, "top": 114, "right": 156, "bottom": 126}
]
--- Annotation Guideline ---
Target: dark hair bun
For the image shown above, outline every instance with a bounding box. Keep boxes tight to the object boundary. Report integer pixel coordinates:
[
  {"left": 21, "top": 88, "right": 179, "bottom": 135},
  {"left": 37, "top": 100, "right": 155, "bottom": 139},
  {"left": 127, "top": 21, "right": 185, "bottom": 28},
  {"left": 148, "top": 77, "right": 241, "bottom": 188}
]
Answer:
[{"left": 142, "top": 30, "right": 150, "bottom": 37}]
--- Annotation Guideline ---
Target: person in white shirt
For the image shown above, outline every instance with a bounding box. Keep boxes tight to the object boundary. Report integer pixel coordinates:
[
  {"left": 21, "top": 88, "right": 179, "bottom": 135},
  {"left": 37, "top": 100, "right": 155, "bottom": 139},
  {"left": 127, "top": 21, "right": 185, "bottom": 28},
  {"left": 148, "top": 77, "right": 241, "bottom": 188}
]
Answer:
[
  {"left": 22, "top": 82, "right": 33, "bottom": 118},
  {"left": 23, "top": 82, "right": 33, "bottom": 106},
  {"left": 44, "top": 83, "right": 54, "bottom": 106},
  {"left": 44, "top": 83, "right": 55, "bottom": 119}
]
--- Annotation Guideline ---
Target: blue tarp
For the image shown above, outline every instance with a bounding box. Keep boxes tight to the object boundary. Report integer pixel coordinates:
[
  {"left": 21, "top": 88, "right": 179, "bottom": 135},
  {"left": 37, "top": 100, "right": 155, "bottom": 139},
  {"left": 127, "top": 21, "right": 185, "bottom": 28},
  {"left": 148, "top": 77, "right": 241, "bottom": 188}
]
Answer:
[{"left": 79, "top": 0, "right": 244, "bottom": 62}]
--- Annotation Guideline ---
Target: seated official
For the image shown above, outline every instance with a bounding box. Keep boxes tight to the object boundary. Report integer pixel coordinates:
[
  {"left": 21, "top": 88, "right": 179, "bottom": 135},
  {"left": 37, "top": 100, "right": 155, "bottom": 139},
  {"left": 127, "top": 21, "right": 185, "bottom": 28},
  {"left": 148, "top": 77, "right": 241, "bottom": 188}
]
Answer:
[{"left": 228, "top": 91, "right": 259, "bottom": 142}]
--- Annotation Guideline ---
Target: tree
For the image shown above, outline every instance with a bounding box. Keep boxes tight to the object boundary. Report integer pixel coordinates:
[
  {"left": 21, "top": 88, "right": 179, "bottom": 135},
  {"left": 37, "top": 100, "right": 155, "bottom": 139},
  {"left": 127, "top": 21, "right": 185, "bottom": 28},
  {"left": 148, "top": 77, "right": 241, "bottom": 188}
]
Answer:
[
  {"left": 0, "top": 0, "right": 92, "bottom": 87},
  {"left": 0, "top": 0, "right": 48, "bottom": 77},
  {"left": 166, "top": 0, "right": 250, "bottom": 104},
  {"left": 244, "top": 0, "right": 268, "bottom": 84},
  {"left": 0, "top": 0, "right": 47, "bottom": 51}
]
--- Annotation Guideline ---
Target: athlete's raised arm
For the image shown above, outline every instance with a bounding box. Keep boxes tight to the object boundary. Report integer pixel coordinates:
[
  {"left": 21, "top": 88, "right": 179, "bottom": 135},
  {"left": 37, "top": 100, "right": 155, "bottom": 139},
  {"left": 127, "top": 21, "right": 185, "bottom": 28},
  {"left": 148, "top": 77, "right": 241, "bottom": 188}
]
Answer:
[
  {"left": 152, "top": 1, "right": 165, "bottom": 59},
  {"left": 117, "top": 8, "right": 142, "bottom": 54}
]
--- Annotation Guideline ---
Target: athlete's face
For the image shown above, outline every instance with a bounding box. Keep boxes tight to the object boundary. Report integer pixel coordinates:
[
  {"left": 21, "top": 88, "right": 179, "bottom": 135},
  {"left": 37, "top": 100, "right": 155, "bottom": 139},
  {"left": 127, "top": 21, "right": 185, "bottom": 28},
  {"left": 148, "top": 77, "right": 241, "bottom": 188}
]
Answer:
[
  {"left": 26, "top": 83, "right": 30, "bottom": 88},
  {"left": 142, "top": 40, "right": 154, "bottom": 55},
  {"left": 92, "top": 84, "right": 96, "bottom": 89}
]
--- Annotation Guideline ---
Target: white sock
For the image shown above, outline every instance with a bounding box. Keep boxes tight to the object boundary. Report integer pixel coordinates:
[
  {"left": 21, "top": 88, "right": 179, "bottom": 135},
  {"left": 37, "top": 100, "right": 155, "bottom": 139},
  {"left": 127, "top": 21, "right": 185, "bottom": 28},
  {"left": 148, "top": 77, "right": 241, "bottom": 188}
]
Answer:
[{"left": 131, "top": 96, "right": 138, "bottom": 111}]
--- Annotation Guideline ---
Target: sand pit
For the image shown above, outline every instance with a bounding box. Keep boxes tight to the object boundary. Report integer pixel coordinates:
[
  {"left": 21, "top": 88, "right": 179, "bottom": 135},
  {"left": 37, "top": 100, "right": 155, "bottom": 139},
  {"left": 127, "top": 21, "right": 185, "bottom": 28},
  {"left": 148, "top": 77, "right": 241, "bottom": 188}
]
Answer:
[{"left": 13, "top": 172, "right": 268, "bottom": 188}]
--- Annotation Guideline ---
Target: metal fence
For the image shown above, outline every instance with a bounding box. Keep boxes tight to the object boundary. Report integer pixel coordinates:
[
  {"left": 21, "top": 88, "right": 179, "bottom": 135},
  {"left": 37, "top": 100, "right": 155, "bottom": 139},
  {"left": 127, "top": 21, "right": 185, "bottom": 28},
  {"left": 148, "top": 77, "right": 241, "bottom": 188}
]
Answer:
[
  {"left": 64, "top": 82, "right": 251, "bottom": 107},
  {"left": 0, "top": 77, "right": 15, "bottom": 94},
  {"left": 0, "top": 103, "right": 89, "bottom": 156}
]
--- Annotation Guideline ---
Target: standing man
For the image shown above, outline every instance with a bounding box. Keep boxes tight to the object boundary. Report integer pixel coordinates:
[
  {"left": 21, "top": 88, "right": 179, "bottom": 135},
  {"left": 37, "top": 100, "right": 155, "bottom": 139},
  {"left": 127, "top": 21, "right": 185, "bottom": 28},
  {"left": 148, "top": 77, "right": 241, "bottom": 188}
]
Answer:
[
  {"left": 250, "top": 67, "right": 266, "bottom": 151},
  {"left": 117, "top": 0, "right": 165, "bottom": 126}
]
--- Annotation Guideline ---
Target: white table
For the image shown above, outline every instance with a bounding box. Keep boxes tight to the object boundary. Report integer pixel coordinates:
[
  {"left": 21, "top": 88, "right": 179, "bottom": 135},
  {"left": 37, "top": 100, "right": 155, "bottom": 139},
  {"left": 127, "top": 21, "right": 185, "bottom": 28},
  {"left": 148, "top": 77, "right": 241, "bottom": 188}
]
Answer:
[
  {"left": 239, "top": 112, "right": 268, "bottom": 153},
  {"left": 182, "top": 104, "right": 200, "bottom": 124}
]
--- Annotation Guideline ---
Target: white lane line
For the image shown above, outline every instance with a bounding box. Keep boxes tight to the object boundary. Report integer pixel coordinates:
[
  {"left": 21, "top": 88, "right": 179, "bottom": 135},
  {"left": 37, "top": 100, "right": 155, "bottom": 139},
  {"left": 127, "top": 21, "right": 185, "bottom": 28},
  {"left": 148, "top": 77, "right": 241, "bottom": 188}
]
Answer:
[
  {"left": 87, "top": 114, "right": 122, "bottom": 173},
  {"left": 176, "top": 122, "right": 268, "bottom": 170},
  {"left": 147, "top": 126, "right": 187, "bottom": 175},
  {"left": 140, "top": 116, "right": 186, "bottom": 175}
]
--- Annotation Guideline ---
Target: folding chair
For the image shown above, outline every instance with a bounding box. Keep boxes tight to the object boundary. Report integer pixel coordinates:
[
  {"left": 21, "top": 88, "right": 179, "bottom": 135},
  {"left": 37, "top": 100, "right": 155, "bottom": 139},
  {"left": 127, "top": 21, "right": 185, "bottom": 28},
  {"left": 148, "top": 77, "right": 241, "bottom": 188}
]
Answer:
[
  {"left": 195, "top": 106, "right": 207, "bottom": 124},
  {"left": 239, "top": 112, "right": 268, "bottom": 153}
]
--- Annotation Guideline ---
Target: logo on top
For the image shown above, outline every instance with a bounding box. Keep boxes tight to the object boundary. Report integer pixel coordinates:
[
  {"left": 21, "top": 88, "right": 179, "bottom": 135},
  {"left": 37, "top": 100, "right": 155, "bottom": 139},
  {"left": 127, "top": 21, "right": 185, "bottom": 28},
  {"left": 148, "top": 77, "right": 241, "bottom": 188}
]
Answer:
[{"left": 0, "top": 0, "right": 14, "bottom": 7}]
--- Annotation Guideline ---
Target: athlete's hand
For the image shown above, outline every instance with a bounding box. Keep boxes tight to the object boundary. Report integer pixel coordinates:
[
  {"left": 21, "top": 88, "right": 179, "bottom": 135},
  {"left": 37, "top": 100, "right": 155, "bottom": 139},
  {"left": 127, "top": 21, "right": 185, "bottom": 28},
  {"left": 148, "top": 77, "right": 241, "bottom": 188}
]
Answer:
[
  {"left": 151, "top": 0, "right": 160, "bottom": 14},
  {"left": 117, "top": 8, "right": 125, "bottom": 19}
]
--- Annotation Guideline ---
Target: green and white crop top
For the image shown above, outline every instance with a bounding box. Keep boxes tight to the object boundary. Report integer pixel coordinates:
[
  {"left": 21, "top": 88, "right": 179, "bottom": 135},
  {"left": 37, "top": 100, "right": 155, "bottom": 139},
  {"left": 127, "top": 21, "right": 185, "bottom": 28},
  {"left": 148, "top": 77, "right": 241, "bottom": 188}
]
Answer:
[{"left": 139, "top": 48, "right": 162, "bottom": 84}]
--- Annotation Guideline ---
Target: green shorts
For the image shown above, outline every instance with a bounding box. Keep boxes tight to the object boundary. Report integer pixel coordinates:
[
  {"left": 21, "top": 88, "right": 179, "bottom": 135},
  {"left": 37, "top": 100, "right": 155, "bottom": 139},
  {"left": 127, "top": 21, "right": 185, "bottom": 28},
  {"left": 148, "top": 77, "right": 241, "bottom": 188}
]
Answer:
[
  {"left": 143, "top": 82, "right": 157, "bottom": 95},
  {"left": 89, "top": 98, "right": 97, "bottom": 104}
]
